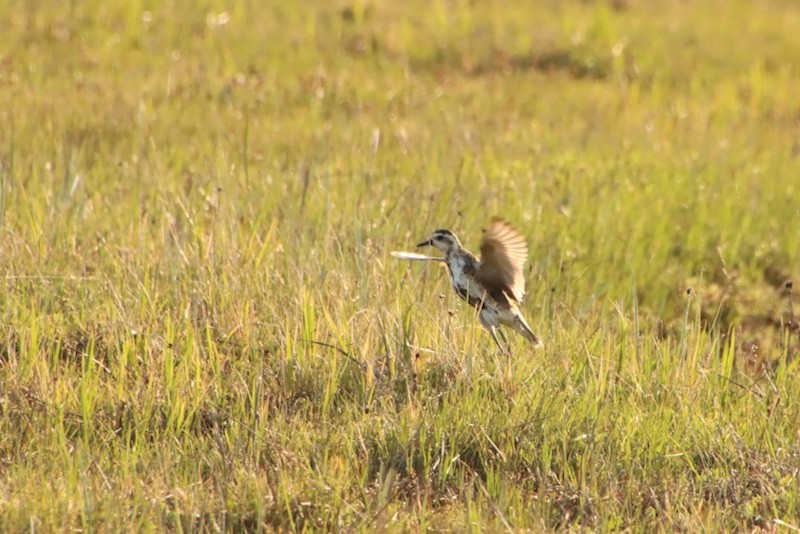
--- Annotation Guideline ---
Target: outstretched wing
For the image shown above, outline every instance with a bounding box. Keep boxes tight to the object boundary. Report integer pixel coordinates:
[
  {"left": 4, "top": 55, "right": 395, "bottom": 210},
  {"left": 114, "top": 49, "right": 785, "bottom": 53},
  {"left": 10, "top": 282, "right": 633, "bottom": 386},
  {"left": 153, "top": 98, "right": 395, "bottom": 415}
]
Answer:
[
  {"left": 390, "top": 251, "right": 445, "bottom": 262},
  {"left": 474, "top": 219, "right": 528, "bottom": 303}
]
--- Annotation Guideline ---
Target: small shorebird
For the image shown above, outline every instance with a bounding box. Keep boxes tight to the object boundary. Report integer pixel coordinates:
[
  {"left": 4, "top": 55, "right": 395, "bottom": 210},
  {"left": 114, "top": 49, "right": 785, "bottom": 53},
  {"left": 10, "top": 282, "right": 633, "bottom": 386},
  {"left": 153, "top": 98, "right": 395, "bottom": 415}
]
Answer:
[{"left": 395, "top": 219, "right": 543, "bottom": 351}]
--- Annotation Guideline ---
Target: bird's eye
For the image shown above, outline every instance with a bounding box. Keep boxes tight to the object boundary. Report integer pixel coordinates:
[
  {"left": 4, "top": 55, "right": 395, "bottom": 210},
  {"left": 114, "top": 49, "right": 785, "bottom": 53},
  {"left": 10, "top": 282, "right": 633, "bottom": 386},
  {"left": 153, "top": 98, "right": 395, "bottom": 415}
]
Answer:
[{"left": 434, "top": 235, "right": 443, "bottom": 241}]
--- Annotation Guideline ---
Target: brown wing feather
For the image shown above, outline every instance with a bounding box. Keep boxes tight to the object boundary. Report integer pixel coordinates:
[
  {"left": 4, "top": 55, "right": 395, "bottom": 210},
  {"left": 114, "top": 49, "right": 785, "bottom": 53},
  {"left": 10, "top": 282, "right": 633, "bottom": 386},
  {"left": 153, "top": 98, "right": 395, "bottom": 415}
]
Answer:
[{"left": 475, "top": 219, "right": 528, "bottom": 303}]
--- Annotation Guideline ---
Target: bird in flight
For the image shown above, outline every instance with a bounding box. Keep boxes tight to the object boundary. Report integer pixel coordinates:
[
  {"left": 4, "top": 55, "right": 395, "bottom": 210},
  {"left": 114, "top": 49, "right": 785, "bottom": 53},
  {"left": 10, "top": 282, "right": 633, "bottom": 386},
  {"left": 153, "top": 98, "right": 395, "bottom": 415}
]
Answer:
[{"left": 393, "top": 219, "right": 542, "bottom": 351}]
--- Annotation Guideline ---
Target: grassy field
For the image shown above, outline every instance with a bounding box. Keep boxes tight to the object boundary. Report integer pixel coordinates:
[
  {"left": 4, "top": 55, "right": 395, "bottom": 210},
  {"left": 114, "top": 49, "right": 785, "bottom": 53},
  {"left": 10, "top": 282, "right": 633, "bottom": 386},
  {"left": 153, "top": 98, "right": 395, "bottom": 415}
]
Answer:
[{"left": 2, "top": 0, "right": 800, "bottom": 530}]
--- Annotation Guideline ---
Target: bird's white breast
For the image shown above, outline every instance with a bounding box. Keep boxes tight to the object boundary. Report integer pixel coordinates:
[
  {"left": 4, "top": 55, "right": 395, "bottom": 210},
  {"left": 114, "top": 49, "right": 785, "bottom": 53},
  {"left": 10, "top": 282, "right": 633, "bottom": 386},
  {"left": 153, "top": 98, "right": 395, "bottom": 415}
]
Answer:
[
  {"left": 446, "top": 254, "right": 468, "bottom": 285},
  {"left": 446, "top": 255, "right": 483, "bottom": 299}
]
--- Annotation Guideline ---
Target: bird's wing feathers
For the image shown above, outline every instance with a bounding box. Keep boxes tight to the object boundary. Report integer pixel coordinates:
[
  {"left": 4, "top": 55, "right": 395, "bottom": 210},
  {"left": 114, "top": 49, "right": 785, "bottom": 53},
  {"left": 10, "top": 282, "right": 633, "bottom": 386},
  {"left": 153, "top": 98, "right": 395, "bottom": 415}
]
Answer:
[
  {"left": 475, "top": 219, "right": 528, "bottom": 302},
  {"left": 391, "top": 251, "right": 446, "bottom": 262}
]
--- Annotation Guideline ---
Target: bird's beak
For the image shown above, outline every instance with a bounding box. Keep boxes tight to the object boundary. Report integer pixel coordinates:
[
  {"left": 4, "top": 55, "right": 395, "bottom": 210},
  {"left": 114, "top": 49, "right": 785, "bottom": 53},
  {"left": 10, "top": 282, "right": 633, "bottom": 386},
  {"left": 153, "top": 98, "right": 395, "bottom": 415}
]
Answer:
[{"left": 416, "top": 239, "right": 432, "bottom": 248}]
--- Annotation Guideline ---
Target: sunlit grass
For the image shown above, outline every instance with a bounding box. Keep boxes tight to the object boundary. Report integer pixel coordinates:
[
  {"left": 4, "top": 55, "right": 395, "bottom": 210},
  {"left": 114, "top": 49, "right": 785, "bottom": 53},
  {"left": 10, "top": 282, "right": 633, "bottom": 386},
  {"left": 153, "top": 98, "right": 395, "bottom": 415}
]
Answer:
[{"left": 1, "top": 0, "right": 800, "bottom": 530}]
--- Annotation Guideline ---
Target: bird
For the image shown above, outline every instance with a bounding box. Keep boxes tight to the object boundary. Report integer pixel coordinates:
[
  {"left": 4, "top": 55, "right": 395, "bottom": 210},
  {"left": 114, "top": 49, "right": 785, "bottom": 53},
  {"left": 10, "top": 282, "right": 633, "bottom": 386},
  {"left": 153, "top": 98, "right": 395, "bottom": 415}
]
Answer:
[{"left": 412, "top": 219, "right": 543, "bottom": 351}]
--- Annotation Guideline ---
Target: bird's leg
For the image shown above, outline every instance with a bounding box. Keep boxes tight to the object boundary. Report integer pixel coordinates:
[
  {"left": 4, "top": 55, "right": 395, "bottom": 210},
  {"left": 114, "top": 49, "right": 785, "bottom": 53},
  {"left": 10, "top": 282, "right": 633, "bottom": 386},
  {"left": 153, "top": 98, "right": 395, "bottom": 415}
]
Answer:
[
  {"left": 497, "top": 328, "right": 514, "bottom": 356},
  {"left": 488, "top": 325, "right": 505, "bottom": 353},
  {"left": 497, "top": 327, "right": 509, "bottom": 345},
  {"left": 480, "top": 311, "right": 508, "bottom": 354}
]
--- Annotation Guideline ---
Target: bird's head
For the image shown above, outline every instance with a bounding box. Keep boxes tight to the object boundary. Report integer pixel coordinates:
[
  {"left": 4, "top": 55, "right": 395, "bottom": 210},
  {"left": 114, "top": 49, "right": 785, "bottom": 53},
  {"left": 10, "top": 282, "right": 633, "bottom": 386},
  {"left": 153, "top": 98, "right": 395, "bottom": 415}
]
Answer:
[{"left": 417, "top": 229, "right": 461, "bottom": 253}]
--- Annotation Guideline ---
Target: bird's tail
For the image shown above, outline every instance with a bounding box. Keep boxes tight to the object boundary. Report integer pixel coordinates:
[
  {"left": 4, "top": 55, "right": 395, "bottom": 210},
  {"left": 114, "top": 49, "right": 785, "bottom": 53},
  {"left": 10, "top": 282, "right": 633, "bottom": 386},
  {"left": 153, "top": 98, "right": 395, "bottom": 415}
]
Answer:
[{"left": 512, "top": 316, "right": 543, "bottom": 348}]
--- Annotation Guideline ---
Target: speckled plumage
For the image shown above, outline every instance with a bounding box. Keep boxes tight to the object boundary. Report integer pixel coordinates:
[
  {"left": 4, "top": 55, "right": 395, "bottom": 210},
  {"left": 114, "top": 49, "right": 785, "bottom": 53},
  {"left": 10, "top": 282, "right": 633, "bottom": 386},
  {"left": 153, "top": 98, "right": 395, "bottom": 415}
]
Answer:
[{"left": 416, "top": 220, "right": 543, "bottom": 351}]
